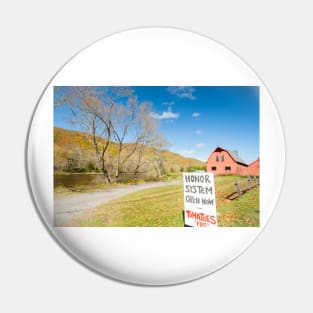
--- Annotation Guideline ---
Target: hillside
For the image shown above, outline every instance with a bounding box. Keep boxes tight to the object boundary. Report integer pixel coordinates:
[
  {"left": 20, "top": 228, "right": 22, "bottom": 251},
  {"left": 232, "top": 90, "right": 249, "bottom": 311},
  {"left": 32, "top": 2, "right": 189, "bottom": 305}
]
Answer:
[{"left": 54, "top": 127, "right": 205, "bottom": 179}]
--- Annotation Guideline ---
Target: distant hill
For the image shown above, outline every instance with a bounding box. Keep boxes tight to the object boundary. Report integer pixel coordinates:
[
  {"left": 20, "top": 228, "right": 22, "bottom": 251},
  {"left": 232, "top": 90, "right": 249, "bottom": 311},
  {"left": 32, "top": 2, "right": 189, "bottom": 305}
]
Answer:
[{"left": 54, "top": 127, "right": 205, "bottom": 178}]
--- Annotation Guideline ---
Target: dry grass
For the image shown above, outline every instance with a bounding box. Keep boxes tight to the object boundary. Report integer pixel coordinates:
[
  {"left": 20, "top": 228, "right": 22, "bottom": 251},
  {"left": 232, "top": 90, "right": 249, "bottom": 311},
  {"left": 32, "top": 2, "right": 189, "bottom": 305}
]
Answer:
[{"left": 74, "top": 175, "right": 259, "bottom": 227}]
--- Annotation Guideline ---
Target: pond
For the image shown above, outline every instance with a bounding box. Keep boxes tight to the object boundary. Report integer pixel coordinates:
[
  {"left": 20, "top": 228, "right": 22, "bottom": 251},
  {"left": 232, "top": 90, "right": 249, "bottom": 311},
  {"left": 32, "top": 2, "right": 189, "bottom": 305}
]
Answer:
[
  {"left": 54, "top": 172, "right": 149, "bottom": 188},
  {"left": 54, "top": 173, "right": 107, "bottom": 188}
]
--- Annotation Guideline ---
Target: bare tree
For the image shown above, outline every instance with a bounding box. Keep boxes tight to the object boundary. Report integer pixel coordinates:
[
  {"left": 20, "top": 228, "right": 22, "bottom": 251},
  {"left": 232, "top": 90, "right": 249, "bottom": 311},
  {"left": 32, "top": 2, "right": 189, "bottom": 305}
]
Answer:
[
  {"left": 151, "top": 133, "right": 169, "bottom": 178},
  {"left": 54, "top": 86, "right": 167, "bottom": 183},
  {"left": 55, "top": 86, "right": 133, "bottom": 183},
  {"left": 110, "top": 95, "right": 137, "bottom": 181},
  {"left": 110, "top": 98, "right": 160, "bottom": 182},
  {"left": 132, "top": 103, "right": 160, "bottom": 181}
]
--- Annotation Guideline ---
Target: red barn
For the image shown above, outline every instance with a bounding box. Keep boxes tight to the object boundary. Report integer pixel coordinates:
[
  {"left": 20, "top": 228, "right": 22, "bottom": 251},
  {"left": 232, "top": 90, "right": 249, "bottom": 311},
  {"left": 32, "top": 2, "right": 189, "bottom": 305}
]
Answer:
[
  {"left": 248, "top": 158, "right": 260, "bottom": 176},
  {"left": 206, "top": 147, "right": 249, "bottom": 176}
]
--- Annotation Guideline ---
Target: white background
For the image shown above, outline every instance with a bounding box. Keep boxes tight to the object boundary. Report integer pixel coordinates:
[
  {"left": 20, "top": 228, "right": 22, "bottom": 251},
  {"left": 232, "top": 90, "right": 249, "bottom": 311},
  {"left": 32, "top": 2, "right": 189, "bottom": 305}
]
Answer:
[{"left": 0, "top": 1, "right": 312, "bottom": 312}]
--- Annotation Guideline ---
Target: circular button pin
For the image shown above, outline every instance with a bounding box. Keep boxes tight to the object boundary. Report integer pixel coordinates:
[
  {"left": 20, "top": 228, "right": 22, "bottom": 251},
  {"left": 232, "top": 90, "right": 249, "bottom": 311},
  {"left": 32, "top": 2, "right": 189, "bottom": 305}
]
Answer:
[{"left": 27, "top": 28, "right": 285, "bottom": 285}]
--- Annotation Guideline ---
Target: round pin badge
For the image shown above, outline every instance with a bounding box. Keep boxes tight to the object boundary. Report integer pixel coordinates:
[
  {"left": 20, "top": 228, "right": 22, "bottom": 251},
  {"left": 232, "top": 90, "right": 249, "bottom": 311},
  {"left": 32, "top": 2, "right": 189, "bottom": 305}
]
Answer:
[{"left": 27, "top": 27, "right": 285, "bottom": 285}]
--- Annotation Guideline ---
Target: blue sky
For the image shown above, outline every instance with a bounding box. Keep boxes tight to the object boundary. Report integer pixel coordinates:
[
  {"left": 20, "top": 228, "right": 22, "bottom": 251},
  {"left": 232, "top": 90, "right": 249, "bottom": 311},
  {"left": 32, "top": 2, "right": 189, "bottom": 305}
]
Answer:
[{"left": 54, "top": 86, "right": 259, "bottom": 163}]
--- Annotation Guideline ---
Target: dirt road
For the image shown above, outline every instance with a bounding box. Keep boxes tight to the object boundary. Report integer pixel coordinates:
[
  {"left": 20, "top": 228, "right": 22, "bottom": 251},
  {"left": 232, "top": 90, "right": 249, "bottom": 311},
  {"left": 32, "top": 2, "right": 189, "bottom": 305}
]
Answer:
[{"left": 54, "top": 181, "right": 181, "bottom": 226}]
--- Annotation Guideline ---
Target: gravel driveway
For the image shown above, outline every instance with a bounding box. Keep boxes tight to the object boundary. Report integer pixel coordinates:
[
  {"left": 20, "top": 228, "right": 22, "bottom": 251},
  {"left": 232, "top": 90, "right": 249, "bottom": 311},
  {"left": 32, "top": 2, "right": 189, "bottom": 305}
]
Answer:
[{"left": 54, "top": 181, "right": 181, "bottom": 226}]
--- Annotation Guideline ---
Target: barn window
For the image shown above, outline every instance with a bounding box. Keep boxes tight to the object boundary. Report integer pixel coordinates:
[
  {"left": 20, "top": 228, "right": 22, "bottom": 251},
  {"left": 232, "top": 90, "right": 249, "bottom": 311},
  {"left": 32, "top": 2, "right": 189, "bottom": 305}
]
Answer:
[
  {"left": 211, "top": 166, "right": 216, "bottom": 171},
  {"left": 215, "top": 155, "right": 219, "bottom": 162},
  {"left": 225, "top": 166, "right": 231, "bottom": 171},
  {"left": 221, "top": 155, "right": 225, "bottom": 162}
]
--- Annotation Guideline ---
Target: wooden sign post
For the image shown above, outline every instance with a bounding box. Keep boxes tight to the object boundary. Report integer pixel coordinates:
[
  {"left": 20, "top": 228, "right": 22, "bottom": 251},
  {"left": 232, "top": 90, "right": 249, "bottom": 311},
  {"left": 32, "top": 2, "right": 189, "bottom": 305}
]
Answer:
[{"left": 183, "top": 172, "right": 217, "bottom": 227}]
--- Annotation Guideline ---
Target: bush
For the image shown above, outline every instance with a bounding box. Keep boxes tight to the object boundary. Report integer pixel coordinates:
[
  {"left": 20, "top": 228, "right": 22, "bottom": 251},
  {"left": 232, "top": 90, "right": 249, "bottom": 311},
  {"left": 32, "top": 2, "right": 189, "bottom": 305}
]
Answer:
[{"left": 187, "top": 165, "right": 206, "bottom": 172}]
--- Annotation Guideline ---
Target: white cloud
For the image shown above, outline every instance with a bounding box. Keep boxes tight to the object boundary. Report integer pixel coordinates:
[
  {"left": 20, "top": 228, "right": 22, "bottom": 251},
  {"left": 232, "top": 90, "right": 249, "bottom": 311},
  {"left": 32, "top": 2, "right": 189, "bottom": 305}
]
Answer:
[
  {"left": 166, "top": 86, "right": 196, "bottom": 100},
  {"left": 195, "top": 130, "right": 203, "bottom": 135},
  {"left": 179, "top": 149, "right": 196, "bottom": 155},
  {"left": 192, "top": 112, "right": 200, "bottom": 118},
  {"left": 196, "top": 143, "right": 205, "bottom": 148},
  {"left": 150, "top": 109, "right": 179, "bottom": 120}
]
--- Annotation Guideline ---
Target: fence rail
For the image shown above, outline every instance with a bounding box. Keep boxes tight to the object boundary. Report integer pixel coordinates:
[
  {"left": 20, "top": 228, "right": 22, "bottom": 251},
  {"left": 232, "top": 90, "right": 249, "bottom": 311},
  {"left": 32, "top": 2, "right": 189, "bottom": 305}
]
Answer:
[{"left": 227, "top": 176, "right": 259, "bottom": 200}]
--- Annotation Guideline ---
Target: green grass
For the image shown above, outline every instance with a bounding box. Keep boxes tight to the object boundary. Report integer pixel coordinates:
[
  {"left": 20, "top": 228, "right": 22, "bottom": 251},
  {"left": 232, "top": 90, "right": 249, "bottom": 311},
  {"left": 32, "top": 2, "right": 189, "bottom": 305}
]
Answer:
[
  {"left": 75, "top": 175, "right": 259, "bottom": 227},
  {"left": 217, "top": 188, "right": 259, "bottom": 226},
  {"left": 78, "top": 184, "right": 184, "bottom": 227}
]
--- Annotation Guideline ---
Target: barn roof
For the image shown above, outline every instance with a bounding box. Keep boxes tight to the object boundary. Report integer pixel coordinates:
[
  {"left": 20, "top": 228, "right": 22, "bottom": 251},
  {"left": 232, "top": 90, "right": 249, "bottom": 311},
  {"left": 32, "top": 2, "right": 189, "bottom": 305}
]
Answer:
[
  {"left": 209, "top": 146, "right": 248, "bottom": 166},
  {"left": 228, "top": 150, "right": 247, "bottom": 165},
  {"left": 248, "top": 158, "right": 260, "bottom": 166}
]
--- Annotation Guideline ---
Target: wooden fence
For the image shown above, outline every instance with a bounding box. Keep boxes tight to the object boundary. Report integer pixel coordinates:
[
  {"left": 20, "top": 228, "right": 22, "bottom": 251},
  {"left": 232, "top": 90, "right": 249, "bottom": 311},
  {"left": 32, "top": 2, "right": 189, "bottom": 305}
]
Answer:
[{"left": 227, "top": 176, "right": 259, "bottom": 200}]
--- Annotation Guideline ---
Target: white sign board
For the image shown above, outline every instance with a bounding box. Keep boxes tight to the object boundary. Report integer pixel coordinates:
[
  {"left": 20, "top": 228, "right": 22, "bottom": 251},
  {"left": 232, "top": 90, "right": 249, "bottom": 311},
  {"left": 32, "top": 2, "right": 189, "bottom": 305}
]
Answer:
[{"left": 183, "top": 172, "right": 217, "bottom": 227}]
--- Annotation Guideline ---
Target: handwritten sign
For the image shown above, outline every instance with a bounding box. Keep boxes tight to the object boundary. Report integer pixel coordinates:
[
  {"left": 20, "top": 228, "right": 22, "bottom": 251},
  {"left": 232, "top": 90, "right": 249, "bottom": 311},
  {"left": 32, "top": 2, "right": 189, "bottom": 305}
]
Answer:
[{"left": 183, "top": 172, "right": 217, "bottom": 227}]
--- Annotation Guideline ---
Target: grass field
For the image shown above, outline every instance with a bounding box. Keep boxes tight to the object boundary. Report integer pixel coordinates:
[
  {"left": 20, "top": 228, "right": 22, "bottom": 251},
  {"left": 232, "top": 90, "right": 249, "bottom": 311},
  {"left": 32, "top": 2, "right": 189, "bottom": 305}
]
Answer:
[{"left": 75, "top": 175, "right": 259, "bottom": 227}]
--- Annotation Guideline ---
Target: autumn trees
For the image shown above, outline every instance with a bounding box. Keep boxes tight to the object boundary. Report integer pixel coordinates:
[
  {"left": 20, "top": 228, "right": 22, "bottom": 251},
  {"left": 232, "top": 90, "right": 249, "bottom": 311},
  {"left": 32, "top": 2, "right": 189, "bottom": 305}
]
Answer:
[{"left": 54, "top": 86, "right": 166, "bottom": 182}]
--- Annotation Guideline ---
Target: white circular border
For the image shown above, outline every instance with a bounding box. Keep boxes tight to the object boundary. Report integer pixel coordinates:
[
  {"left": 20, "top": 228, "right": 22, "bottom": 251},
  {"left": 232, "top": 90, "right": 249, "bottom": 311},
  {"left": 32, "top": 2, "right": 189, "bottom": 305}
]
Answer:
[{"left": 27, "top": 27, "right": 285, "bottom": 285}]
